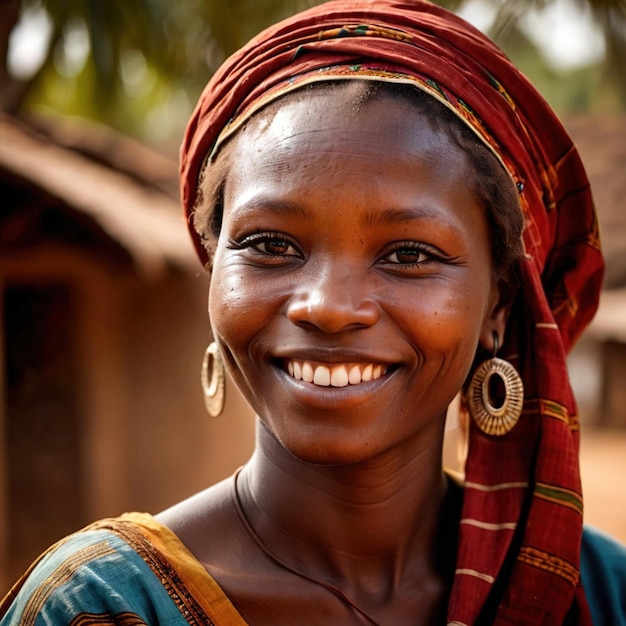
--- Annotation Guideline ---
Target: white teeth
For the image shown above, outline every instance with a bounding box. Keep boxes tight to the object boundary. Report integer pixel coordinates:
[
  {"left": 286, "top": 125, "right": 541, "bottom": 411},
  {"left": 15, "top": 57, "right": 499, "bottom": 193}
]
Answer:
[
  {"left": 330, "top": 365, "right": 349, "bottom": 387},
  {"left": 302, "top": 361, "right": 314, "bottom": 383},
  {"left": 292, "top": 361, "right": 302, "bottom": 380},
  {"left": 348, "top": 365, "right": 362, "bottom": 385},
  {"left": 286, "top": 361, "right": 386, "bottom": 387},
  {"left": 313, "top": 365, "right": 331, "bottom": 386},
  {"left": 361, "top": 364, "right": 373, "bottom": 382}
]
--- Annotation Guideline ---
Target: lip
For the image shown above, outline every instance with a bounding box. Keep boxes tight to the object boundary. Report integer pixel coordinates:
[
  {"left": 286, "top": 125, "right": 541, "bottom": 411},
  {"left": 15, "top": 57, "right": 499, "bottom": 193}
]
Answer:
[
  {"left": 275, "top": 360, "right": 398, "bottom": 411},
  {"left": 274, "top": 347, "right": 396, "bottom": 365}
]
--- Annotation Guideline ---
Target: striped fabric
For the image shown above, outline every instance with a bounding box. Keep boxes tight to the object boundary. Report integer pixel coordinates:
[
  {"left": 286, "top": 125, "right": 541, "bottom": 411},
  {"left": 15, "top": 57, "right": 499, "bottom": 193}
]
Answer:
[
  {"left": 4, "top": 513, "right": 623, "bottom": 625},
  {"left": 0, "top": 514, "right": 246, "bottom": 626},
  {"left": 179, "top": 1, "right": 604, "bottom": 623}
]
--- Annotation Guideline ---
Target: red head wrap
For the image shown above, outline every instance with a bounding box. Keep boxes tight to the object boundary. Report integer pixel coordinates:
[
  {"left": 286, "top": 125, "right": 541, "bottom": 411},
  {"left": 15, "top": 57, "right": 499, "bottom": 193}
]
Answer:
[{"left": 180, "top": 1, "right": 604, "bottom": 623}]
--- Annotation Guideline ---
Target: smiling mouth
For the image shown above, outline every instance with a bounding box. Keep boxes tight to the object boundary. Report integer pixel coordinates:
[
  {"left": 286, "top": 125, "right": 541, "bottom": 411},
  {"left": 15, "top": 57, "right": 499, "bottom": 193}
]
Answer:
[{"left": 286, "top": 360, "right": 388, "bottom": 387}]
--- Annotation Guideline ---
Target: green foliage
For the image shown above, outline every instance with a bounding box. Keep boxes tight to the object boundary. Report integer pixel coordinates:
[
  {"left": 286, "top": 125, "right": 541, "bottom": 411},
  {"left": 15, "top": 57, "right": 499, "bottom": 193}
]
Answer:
[
  {"left": 493, "top": 23, "right": 620, "bottom": 115},
  {"left": 6, "top": 0, "right": 626, "bottom": 145},
  {"left": 19, "top": 0, "right": 334, "bottom": 141}
]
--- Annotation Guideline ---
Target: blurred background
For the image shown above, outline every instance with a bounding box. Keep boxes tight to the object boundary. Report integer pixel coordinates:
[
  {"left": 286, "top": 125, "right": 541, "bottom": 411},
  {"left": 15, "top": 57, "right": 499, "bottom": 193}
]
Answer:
[{"left": 1, "top": 0, "right": 625, "bottom": 592}]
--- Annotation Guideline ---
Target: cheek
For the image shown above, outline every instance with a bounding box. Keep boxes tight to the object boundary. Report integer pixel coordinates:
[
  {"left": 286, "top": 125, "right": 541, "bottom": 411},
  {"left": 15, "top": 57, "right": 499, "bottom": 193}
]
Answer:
[
  {"left": 208, "top": 258, "right": 282, "bottom": 355},
  {"left": 210, "top": 264, "right": 256, "bottom": 335},
  {"left": 399, "top": 282, "right": 489, "bottom": 356},
  {"left": 438, "top": 291, "right": 494, "bottom": 373}
]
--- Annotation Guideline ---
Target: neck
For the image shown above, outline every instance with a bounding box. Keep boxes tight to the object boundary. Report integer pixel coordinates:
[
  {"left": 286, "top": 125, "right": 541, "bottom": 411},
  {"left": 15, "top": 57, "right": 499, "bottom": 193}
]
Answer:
[{"left": 237, "top": 420, "right": 451, "bottom": 598}]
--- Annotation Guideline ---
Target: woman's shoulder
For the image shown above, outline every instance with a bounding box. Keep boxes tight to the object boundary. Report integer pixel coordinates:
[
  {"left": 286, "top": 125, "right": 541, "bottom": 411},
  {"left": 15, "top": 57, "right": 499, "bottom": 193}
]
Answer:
[
  {"left": 581, "top": 525, "right": 626, "bottom": 625},
  {"left": 0, "top": 513, "right": 172, "bottom": 624},
  {"left": 0, "top": 506, "right": 246, "bottom": 625}
]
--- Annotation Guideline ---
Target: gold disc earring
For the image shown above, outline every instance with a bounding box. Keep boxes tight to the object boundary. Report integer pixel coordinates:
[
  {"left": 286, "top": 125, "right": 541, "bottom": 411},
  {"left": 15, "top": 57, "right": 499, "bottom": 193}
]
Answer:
[
  {"left": 468, "top": 333, "right": 523, "bottom": 436},
  {"left": 201, "top": 342, "right": 225, "bottom": 417}
]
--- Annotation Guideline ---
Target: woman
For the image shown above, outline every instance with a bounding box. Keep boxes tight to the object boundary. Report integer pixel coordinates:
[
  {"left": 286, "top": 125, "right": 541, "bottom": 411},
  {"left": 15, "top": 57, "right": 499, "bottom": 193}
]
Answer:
[{"left": 2, "top": 1, "right": 624, "bottom": 624}]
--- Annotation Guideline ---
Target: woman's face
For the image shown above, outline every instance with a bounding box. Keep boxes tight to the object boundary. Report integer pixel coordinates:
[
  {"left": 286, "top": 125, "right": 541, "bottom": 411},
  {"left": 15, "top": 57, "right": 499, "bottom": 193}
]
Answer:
[{"left": 208, "top": 89, "right": 506, "bottom": 465}]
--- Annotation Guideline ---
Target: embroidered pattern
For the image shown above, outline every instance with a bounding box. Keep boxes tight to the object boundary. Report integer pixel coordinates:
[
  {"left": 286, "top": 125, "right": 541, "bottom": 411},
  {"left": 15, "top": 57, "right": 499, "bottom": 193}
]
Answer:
[
  {"left": 104, "top": 522, "right": 215, "bottom": 626},
  {"left": 20, "top": 542, "right": 117, "bottom": 626}
]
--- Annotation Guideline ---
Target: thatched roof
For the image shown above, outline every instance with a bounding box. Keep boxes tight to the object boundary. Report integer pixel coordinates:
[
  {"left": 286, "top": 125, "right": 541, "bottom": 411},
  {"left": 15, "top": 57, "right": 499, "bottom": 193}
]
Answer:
[
  {"left": 26, "top": 114, "right": 180, "bottom": 200},
  {"left": 565, "top": 116, "right": 626, "bottom": 290},
  {"left": 1, "top": 112, "right": 622, "bottom": 284},
  {"left": 0, "top": 113, "right": 197, "bottom": 276}
]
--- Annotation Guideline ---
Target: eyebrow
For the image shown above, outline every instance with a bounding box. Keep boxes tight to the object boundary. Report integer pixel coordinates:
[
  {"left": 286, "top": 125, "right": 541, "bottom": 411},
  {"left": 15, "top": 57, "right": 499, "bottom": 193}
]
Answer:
[
  {"left": 233, "top": 197, "right": 463, "bottom": 233},
  {"left": 231, "top": 198, "right": 314, "bottom": 220},
  {"left": 363, "top": 205, "right": 462, "bottom": 232}
]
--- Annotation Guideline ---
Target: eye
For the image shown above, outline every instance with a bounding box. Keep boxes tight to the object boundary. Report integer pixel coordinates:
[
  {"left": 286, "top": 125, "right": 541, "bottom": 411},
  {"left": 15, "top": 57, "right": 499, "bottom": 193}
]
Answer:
[
  {"left": 379, "top": 242, "right": 438, "bottom": 268},
  {"left": 253, "top": 237, "right": 297, "bottom": 256},
  {"left": 234, "top": 231, "right": 301, "bottom": 260},
  {"left": 385, "top": 246, "right": 429, "bottom": 265}
]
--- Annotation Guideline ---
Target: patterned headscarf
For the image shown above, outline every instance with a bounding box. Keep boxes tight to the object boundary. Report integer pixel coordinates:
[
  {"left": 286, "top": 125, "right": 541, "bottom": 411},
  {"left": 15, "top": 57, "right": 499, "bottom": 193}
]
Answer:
[{"left": 180, "top": 1, "right": 604, "bottom": 623}]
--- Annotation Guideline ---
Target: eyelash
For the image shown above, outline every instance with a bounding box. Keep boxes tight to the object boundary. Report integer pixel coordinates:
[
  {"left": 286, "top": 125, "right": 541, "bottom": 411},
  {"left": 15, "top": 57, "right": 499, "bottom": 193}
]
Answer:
[
  {"left": 378, "top": 241, "right": 443, "bottom": 268},
  {"left": 231, "top": 233, "right": 446, "bottom": 269},
  {"left": 232, "top": 231, "right": 301, "bottom": 259}
]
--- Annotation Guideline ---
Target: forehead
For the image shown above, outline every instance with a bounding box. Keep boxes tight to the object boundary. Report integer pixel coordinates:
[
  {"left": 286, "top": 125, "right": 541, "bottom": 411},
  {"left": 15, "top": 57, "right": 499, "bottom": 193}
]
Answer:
[
  {"left": 225, "top": 85, "right": 471, "bottom": 186},
  {"left": 214, "top": 85, "right": 490, "bottom": 252}
]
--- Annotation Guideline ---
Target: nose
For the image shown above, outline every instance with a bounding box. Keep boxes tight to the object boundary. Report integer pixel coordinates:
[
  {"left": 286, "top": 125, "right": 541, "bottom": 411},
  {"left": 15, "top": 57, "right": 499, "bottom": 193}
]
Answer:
[{"left": 286, "top": 267, "right": 381, "bottom": 333}]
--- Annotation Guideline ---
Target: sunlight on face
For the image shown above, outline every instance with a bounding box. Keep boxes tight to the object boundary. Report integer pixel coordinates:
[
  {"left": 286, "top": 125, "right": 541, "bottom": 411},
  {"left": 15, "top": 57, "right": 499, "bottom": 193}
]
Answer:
[{"left": 209, "top": 88, "right": 504, "bottom": 466}]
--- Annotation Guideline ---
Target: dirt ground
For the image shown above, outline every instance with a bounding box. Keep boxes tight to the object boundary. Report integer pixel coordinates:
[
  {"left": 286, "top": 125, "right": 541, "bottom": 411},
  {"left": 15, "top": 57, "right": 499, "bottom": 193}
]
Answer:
[{"left": 580, "top": 428, "right": 626, "bottom": 543}]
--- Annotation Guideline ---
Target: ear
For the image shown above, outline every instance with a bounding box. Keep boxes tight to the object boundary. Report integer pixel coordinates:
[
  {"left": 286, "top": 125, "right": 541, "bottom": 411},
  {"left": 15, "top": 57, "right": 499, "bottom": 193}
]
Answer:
[{"left": 479, "top": 280, "right": 517, "bottom": 353}]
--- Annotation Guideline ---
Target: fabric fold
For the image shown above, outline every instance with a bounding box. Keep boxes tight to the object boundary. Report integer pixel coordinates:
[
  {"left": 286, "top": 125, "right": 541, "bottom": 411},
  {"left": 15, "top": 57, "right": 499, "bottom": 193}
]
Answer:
[{"left": 179, "top": 1, "right": 604, "bottom": 622}]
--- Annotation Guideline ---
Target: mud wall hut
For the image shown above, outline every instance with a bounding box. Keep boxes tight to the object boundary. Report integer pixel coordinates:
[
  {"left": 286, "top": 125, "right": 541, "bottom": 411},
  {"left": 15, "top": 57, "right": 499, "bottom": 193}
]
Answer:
[{"left": 0, "top": 114, "right": 255, "bottom": 590}]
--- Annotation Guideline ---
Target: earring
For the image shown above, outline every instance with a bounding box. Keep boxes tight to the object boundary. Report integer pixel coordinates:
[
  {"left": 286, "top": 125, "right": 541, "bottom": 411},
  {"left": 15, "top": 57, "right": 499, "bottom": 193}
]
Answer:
[
  {"left": 201, "top": 342, "right": 225, "bottom": 417},
  {"left": 467, "top": 333, "right": 523, "bottom": 436}
]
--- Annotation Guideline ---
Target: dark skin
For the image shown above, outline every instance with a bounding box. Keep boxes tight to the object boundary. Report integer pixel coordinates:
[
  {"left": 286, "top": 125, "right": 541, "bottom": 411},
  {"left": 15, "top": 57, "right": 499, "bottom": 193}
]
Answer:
[{"left": 158, "top": 89, "right": 509, "bottom": 625}]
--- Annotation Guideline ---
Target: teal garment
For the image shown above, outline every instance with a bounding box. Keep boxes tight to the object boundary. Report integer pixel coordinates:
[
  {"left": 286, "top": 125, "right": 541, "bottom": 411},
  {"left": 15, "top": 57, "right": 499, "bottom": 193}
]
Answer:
[
  {"left": 2, "top": 514, "right": 624, "bottom": 625},
  {"left": 0, "top": 527, "right": 195, "bottom": 625},
  {"left": 581, "top": 526, "right": 626, "bottom": 626},
  {"left": 0, "top": 514, "right": 244, "bottom": 625}
]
